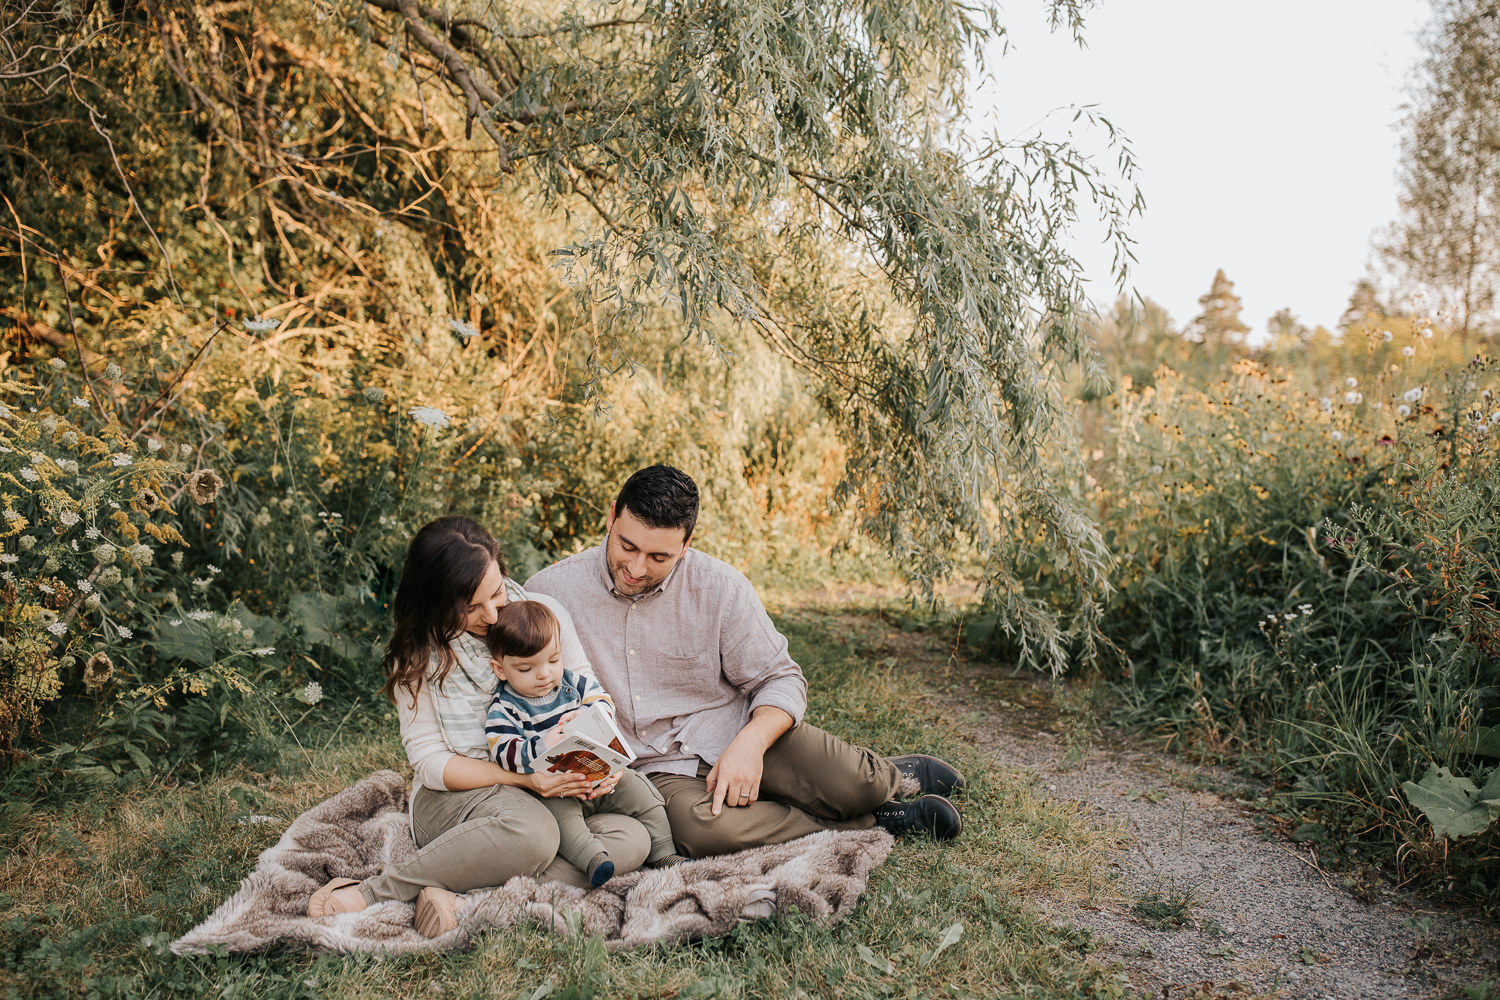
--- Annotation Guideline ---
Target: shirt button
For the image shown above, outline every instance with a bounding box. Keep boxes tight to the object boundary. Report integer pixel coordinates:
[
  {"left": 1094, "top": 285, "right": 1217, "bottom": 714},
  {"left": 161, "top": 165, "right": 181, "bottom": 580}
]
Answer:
[
  {"left": 634, "top": 695, "right": 641, "bottom": 701},
  {"left": 629, "top": 649, "right": 636, "bottom": 656}
]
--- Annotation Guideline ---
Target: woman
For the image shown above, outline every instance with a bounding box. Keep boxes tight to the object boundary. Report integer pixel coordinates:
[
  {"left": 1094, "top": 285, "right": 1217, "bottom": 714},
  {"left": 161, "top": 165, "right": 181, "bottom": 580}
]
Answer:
[{"left": 307, "top": 516, "right": 651, "bottom": 936}]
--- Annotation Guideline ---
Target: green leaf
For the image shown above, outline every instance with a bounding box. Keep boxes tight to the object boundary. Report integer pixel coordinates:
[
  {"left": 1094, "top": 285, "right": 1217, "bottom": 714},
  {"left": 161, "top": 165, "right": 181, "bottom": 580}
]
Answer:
[
  {"left": 523, "top": 983, "right": 554, "bottom": 1000},
  {"left": 855, "top": 943, "right": 895, "bottom": 975},
  {"left": 1402, "top": 765, "right": 1500, "bottom": 840},
  {"left": 124, "top": 741, "right": 154, "bottom": 775},
  {"left": 920, "top": 922, "right": 964, "bottom": 965}
]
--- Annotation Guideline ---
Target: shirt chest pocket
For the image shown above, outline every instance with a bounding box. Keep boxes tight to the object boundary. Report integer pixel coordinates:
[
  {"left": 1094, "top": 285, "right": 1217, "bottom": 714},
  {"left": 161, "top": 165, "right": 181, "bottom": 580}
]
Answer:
[{"left": 648, "top": 648, "right": 720, "bottom": 715}]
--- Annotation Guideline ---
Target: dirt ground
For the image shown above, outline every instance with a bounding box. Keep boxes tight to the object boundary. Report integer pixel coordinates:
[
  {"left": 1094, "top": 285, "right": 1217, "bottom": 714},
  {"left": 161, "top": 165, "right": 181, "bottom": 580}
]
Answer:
[{"left": 843, "top": 612, "right": 1500, "bottom": 1000}]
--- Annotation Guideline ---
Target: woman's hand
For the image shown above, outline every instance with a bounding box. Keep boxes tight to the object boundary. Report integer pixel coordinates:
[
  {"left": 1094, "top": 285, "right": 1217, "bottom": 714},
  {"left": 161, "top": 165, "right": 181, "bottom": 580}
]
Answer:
[
  {"left": 585, "top": 772, "right": 621, "bottom": 799},
  {"left": 528, "top": 770, "right": 591, "bottom": 799}
]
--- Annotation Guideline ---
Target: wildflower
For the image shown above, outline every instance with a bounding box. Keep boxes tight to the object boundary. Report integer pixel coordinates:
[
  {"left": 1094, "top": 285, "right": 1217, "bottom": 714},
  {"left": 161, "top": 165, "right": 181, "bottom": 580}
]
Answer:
[
  {"left": 77, "top": 580, "right": 92, "bottom": 593},
  {"left": 299, "top": 681, "right": 323, "bottom": 705},
  {"left": 1381, "top": 330, "right": 1393, "bottom": 342},
  {"left": 207, "top": 563, "right": 220, "bottom": 574},
  {"left": 134, "top": 489, "right": 161, "bottom": 513},
  {"left": 0, "top": 571, "right": 10, "bottom": 583},
  {"left": 1477, "top": 425, "right": 1490, "bottom": 438},
  {"left": 42, "top": 556, "right": 58, "bottom": 573},
  {"left": 96, "top": 567, "right": 121, "bottom": 588},
  {"left": 84, "top": 527, "right": 99, "bottom": 539},
  {"left": 0, "top": 405, "right": 9, "bottom": 419},
  {"left": 105, "top": 363, "right": 122, "bottom": 379},
  {"left": 83, "top": 652, "right": 114, "bottom": 692},
  {"left": 1492, "top": 411, "right": 1500, "bottom": 425},
  {"left": 168, "top": 619, "right": 183, "bottom": 626},
  {"left": 250, "top": 647, "right": 276, "bottom": 656},
  {"left": 1404, "top": 387, "right": 1424, "bottom": 403},
  {"left": 241, "top": 629, "right": 254, "bottom": 640},
  {"left": 58, "top": 510, "right": 79, "bottom": 527},
  {"left": 95, "top": 543, "right": 116, "bottom": 564},
  {"left": 1346, "top": 377, "right": 1358, "bottom": 388},
  {"left": 186, "top": 610, "right": 212, "bottom": 621},
  {"left": 409, "top": 406, "right": 450, "bottom": 428},
  {"left": 116, "top": 626, "right": 132, "bottom": 639},
  {"left": 72, "top": 397, "right": 89, "bottom": 408},
  {"left": 1285, "top": 612, "right": 1297, "bottom": 620},
  {"left": 1298, "top": 603, "right": 1313, "bottom": 613},
  {"left": 58, "top": 459, "right": 77, "bottom": 475},
  {"left": 60, "top": 431, "right": 78, "bottom": 448},
  {"left": 187, "top": 469, "right": 224, "bottom": 505},
  {"left": 180, "top": 444, "right": 192, "bottom": 456},
  {"left": 147, "top": 437, "right": 162, "bottom": 452},
  {"left": 447, "top": 317, "right": 478, "bottom": 340},
  {"left": 1331, "top": 430, "right": 1344, "bottom": 441},
  {"left": 82, "top": 593, "right": 100, "bottom": 612},
  {"left": 49, "top": 358, "right": 65, "bottom": 370},
  {"left": 111, "top": 453, "right": 132, "bottom": 467},
  {"left": 38, "top": 583, "right": 53, "bottom": 594},
  {"left": 1423, "top": 328, "right": 1433, "bottom": 339},
  {"left": 0, "top": 554, "right": 15, "bottom": 564},
  {"left": 18, "top": 536, "right": 33, "bottom": 550},
  {"left": 36, "top": 608, "right": 56, "bottom": 625},
  {"left": 193, "top": 577, "right": 211, "bottom": 589},
  {"left": 171, "top": 551, "right": 184, "bottom": 568},
  {"left": 1344, "top": 391, "right": 1362, "bottom": 405},
  {"left": 46, "top": 621, "right": 66, "bottom": 636},
  {"left": 1318, "top": 397, "right": 1333, "bottom": 413},
  {"left": 128, "top": 543, "right": 153, "bottom": 565},
  {"left": 1403, "top": 346, "right": 1415, "bottom": 358},
  {"left": 244, "top": 316, "right": 281, "bottom": 332},
  {"left": 20, "top": 467, "right": 38, "bottom": 482},
  {"left": 363, "top": 386, "right": 385, "bottom": 403},
  {"left": 1398, "top": 404, "right": 1412, "bottom": 418}
]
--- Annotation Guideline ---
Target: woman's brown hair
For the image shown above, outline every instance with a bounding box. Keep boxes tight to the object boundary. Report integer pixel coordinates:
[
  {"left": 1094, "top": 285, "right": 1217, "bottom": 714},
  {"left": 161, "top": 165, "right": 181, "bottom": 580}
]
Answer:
[{"left": 380, "top": 515, "right": 506, "bottom": 705}]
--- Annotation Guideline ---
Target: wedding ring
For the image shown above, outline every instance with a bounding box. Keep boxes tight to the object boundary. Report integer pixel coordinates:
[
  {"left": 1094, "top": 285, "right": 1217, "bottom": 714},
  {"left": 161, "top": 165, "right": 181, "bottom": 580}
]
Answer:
[{"left": 738, "top": 792, "right": 750, "bottom": 799}]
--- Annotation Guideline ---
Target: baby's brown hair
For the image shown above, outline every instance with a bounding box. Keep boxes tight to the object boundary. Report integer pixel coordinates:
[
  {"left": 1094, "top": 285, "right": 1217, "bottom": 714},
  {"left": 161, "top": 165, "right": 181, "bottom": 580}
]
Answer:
[{"left": 486, "top": 600, "right": 560, "bottom": 660}]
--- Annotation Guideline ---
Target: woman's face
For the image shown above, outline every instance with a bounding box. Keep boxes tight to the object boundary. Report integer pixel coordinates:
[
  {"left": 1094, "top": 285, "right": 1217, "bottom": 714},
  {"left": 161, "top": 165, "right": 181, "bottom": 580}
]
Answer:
[{"left": 460, "top": 560, "right": 507, "bottom": 637}]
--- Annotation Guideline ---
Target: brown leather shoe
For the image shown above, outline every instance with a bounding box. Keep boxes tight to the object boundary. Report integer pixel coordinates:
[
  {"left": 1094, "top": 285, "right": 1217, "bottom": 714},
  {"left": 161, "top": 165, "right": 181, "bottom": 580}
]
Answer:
[
  {"left": 307, "top": 878, "right": 360, "bottom": 917},
  {"left": 414, "top": 885, "right": 458, "bottom": 938}
]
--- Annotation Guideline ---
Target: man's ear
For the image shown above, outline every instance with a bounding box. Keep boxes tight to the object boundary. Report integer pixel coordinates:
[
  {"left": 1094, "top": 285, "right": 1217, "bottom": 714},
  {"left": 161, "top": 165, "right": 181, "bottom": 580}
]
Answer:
[
  {"left": 682, "top": 531, "right": 693, "bottom": 553},
  {"left": 605, "top": 502, "right": 617, "bottom": 531}
]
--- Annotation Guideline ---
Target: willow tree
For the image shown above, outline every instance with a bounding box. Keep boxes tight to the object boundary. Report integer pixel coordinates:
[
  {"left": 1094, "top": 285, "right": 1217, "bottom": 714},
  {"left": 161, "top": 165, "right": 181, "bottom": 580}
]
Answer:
[
  {"left": 1, "top": 0, "right": 1139, "bottom": 672},
  {"left": 1380, "top": 0, "right": 1500, "bottom": 335}
]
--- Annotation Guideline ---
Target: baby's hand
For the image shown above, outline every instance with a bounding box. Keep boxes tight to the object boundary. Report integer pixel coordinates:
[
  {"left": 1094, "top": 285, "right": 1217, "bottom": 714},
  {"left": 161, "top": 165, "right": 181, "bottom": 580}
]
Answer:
[
  {"left": 559, "top": 710, "right": 580, "bottom": 724},
  {"left": 542, "top": 727, "right": 567, "bottom": 749}
]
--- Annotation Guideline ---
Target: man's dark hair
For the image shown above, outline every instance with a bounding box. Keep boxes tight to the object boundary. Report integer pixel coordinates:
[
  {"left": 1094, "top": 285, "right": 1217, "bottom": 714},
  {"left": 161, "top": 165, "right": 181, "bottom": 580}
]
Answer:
[{"left": 613, "top": 465, "right": 699, "bottom": 539}]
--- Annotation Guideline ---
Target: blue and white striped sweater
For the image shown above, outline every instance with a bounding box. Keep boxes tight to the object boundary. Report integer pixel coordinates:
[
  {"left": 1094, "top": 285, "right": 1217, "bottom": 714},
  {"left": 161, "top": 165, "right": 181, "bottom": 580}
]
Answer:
[{"left": 484, "top": 668, "right": 614, "bottom": 773}]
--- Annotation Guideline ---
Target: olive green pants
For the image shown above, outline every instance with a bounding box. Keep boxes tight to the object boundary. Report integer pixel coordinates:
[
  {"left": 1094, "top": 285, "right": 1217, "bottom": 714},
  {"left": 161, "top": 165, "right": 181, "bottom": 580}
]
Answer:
[
  {"left": 648, "top": 723, "right": 900, "bottom": 859},
  {"left": 358, "top": 782, "right": 650, "bottom": 904},
  {"left": 543, "top": 768, "right": 676, "bottom": 871}
]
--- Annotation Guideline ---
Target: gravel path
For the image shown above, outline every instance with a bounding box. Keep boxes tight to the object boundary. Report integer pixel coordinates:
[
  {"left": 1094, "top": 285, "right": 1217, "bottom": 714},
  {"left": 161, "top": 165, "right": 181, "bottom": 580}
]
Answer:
[{"left": 932, "top": 657, "right": 1500, "bottom": 1000}]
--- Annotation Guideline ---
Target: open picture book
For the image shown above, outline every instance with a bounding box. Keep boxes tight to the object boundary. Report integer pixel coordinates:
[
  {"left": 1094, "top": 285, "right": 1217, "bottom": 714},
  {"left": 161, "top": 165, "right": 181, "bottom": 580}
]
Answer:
[{"left": 541, "top": 702, "right": 636, "bottom": 781}]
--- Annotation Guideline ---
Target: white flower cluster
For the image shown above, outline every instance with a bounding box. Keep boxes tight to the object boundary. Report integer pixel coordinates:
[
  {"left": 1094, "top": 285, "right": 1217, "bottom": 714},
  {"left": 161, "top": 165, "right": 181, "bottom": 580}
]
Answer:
[
  {"left": 244, "top": 316, "right": 282, "bottom": 332},
  {"left": 447, "top": 317, "right": 479, "bottom": 340},
  {"left": 409, "top": 406, "right": 450, "bottom": 428},
  {"left": 1403, "top": 387, "right": 1424, "bottom": 403}
]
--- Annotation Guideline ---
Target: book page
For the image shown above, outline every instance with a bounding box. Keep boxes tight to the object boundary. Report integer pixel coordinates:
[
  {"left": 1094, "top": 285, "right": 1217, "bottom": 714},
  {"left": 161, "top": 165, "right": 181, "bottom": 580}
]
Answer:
[
  {"left": 541, "top": 732, "right": 633, "bottom": 779},
  {"left": 564, "top": 703, "right": 634, "bottom": 759}
]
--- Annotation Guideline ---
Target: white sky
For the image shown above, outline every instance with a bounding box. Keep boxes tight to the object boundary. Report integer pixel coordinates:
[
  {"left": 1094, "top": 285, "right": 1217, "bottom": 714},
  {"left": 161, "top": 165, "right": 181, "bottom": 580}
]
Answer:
[{"left": 968, "top": 0, "right": 1432, "bottom": 335}]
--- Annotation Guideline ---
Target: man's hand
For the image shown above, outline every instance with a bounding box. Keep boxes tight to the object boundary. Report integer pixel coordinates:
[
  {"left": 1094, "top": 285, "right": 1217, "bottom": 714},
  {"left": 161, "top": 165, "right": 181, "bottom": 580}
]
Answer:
[
  {"left": 528, "top": 770, "right": 591, "bottom": 798},
  {"left": 705, "top": 706, "right": 793, "bottom": 815}
]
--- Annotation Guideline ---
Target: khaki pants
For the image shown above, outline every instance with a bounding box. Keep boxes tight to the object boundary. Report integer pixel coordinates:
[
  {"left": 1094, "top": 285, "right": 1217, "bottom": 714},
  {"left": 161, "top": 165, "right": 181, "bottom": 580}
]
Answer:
[
  {"left": 544, "top": 769, "right": 676, "bottom": 870},
  {"left": 358, "top": 783, "right": 650, "bottom": 904},
  {"left": 648, "top": 723, "right": 900, "bottom": 859}
]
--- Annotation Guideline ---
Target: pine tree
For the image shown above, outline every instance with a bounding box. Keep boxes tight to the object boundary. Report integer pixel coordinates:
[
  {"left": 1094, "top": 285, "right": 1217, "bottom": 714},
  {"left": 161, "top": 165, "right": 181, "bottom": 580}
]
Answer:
[{"left": 1184, "top": 270, "right": 1251, "bottom": 348}]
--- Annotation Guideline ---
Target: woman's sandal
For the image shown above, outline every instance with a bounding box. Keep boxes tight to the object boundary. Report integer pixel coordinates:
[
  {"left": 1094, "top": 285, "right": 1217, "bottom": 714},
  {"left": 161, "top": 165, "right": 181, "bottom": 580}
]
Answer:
[{"left": 307, "top": 877, "right": 361, "bottom": 917}]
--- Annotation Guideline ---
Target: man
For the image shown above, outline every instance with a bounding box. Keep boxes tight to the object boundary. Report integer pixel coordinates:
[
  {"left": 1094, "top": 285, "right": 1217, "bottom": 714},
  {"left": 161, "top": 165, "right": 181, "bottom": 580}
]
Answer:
[{"left": 526, "top": 464, "right": 963, "bottom": 859}]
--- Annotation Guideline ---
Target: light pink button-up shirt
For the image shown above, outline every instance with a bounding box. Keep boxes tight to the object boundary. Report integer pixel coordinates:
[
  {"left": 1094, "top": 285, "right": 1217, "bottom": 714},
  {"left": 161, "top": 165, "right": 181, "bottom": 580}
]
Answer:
[{"left": 526, "top": 541, "right": 807, "bottom": 776}]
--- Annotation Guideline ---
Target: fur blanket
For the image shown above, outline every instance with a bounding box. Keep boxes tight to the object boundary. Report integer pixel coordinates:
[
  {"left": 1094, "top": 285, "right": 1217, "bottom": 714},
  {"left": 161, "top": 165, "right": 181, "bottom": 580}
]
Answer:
[{"left": 171, "top": 770, "right": 894, "bottom": 955}]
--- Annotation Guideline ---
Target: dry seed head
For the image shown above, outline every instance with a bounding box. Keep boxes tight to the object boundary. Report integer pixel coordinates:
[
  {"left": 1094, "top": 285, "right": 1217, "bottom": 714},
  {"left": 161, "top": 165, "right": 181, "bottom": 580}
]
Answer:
[{"left": 187, "top": 469, "right": 224, "bottom": 505}]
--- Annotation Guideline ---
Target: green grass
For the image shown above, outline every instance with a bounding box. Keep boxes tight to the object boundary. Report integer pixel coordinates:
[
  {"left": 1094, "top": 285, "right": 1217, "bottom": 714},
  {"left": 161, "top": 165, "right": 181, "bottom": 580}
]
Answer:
[{"left": 0, "top": 606, "right": 1136, "bottom": 1000}]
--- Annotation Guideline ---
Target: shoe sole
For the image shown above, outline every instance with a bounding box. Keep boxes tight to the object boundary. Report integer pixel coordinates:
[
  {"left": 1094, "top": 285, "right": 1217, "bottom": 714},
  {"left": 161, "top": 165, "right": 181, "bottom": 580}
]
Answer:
[{"left": 414, "top": 886, "right": 458, "bottom": 938}]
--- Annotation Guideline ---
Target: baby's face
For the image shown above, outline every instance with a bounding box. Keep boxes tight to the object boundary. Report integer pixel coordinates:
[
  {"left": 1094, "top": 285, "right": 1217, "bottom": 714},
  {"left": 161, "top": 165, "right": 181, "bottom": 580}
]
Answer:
[{"left": 491, "top": 635, "right": 562, "bottom": 698}]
